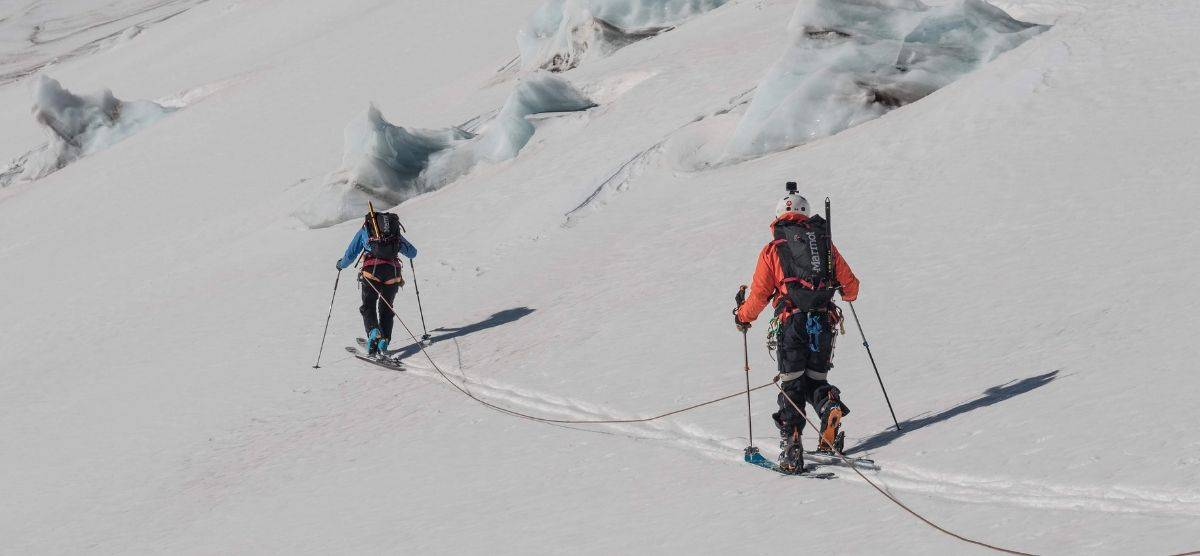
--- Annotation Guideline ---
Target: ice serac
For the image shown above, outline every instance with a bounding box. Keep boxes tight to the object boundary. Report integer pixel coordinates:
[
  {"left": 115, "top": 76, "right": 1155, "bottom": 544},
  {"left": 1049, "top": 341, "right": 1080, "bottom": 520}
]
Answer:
[
  {"left": 3, "top": 76, "right": 174, "bottom": 186},
  {"left": 296, "top": 105, "right": 472, "bottom": 229},
  {"left": 298, "top": 72, "right": 593, "bottom": 228},
  {"left": 518, "top": 0, "right": 727, "bottom": 71},
  {"left": 474, "top": 70, "right": 597, "bottom": 161},
  {"left": 726, "top": 0, "right": 1047, "bottom": 160}
]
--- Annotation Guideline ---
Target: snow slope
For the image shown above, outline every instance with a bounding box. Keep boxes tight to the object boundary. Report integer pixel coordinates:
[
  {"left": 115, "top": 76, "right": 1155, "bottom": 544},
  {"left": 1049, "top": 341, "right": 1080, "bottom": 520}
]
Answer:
[{"left": 1, "top": 0, "right": 1199, "bottom": 554}]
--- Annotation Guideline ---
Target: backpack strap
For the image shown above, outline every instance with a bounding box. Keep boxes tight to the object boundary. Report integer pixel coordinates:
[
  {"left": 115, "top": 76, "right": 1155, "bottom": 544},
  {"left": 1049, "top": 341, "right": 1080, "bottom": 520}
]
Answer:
[{"left": 781, "top": 276, "right": 816, "bottom": 290}]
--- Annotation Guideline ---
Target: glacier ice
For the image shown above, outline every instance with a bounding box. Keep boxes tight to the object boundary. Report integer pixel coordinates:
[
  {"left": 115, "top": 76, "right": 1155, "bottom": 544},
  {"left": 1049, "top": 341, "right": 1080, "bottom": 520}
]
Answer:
[
  {"left": 518, "top": 0, "right": 727, "bottom": 71},
  {"left": 298, "top": 71, "right": 594, "bottom": 228},
  {"left": 296, "top": 105, "right": 473, "bottom": 229},
  {"left": 473, "top": 70, "right": 597, "bottom": 161},
  {"left": 1, "top": 76, "right": 175, "bottom": 186},
  {"left": 725, "top": 0, "right": 1048, "bottom": 160}
]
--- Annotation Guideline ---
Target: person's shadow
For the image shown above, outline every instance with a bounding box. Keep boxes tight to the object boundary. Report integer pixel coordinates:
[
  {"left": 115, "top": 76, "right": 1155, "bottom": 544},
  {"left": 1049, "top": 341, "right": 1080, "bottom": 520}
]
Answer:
[
  {"left": 389, "top": 307, "right": 535, "bottom": 360},
  {"left": 846, "top": 370, "right": 1060, "bottom": 455}
]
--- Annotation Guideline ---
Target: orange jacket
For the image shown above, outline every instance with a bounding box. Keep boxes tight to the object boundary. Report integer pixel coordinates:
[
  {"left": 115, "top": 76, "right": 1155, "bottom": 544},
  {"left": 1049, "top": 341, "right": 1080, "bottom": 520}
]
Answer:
[{"left": 736, "top": 212, "right": 860, "bottom": 324}]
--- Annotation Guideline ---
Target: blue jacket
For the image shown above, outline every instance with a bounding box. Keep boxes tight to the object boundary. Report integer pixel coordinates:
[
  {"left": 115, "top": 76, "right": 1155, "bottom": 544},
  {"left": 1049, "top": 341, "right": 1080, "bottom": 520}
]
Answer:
[{"left": 337, "top": 227, "right": 417, "bottom": 270}]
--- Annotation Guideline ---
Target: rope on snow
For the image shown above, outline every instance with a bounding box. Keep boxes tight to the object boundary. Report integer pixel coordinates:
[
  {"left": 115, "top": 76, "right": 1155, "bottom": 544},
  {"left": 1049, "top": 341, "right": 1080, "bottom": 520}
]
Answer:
[{"left": 359, "top": 278, "right": 1200, "bottom": 556}]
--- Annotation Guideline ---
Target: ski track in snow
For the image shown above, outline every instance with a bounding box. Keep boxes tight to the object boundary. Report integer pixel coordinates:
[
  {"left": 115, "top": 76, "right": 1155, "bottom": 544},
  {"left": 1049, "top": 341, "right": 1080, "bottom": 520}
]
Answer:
[
  {"left": 5, "top": 0, "right": 1200, "bottom": 551},
  {"left": 563, "top": 86, "right": 755, "bottom": 224},
  {"left": 879, "top": 463, "right": 1200, "bottom": 518},
  {"left": 386, "top": 350, "right": 1200, "bottom": 520},
  {"left": 393, "top": 353, "right": 744, "bottom": 458}
]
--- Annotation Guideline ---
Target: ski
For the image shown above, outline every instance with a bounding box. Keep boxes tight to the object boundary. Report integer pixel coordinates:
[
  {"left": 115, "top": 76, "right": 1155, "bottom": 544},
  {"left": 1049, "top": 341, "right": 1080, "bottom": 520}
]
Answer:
[
  {"left": 804, "top": 450, "right": 879, "bottom": 470},
  {"left": 744, "top": 448, "right": 836, "bottom": 479},
  {"left": 345, "top": 346, "right": 406, "bottom": 371}
]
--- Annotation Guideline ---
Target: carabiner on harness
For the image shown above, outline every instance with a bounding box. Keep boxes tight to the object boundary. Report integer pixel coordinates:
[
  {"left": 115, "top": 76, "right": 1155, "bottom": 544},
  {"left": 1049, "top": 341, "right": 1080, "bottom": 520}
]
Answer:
[
  {"left": 766, "top": 316, "right": 781, "bottom": 360},
  {"left": 805, "top": 313, "right": 823, "bottom": 352}
]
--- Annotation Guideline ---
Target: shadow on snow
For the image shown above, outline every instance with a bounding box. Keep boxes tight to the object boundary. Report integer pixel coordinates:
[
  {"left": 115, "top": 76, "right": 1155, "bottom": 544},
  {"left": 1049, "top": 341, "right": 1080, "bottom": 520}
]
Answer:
[
  {"left": 845, "top": 370, "right": 1060, "bottom": 455},
  {"left": 391, "top": 307, "right": 535, "bottom": 360}
]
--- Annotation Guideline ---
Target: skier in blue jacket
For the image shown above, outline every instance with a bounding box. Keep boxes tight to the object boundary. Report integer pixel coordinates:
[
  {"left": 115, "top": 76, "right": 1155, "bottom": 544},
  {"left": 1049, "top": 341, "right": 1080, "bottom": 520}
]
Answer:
[{"left": 336, "top": 212, "right": 417, "bottom": 355}]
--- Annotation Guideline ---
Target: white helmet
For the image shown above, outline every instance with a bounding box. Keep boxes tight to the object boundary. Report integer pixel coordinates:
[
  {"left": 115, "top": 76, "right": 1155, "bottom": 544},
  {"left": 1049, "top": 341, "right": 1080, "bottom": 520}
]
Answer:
[{"left": 776, "top": 192, "right": 810, "bottom": 217}]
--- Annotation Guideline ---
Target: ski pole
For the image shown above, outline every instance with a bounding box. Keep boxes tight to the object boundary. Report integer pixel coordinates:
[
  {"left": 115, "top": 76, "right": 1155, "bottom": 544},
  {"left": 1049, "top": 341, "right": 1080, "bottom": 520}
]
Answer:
[
  {"left": 735, "top": 286, "right": 754, "bottom": 448},
  {"left": 312, "top": 269, "right": 342, "bottom": 369},
  {"left": 847, "top": 301, "right": 901, "bottom": 430},
  {"left": 742, "top": 329, "right": 754, "bottom": 444},
  {"left": 410, "top": 258, "right": 431, "bottom": 342},
  {"left": 825, "top": 196, "right": 900, "bottom": 429}
]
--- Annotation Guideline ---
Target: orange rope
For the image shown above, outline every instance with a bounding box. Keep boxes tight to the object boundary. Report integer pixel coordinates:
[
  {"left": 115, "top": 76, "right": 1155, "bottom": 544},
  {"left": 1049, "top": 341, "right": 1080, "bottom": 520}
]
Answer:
[
  {"left": 774, "top": 380, "right": 1037, "bottom": 555},
  {"left": 362, "top": 278, "right": 772, "bottom": 424},
  {"left": 358, "top": 278, "right": 1200, "bottom": 556}
]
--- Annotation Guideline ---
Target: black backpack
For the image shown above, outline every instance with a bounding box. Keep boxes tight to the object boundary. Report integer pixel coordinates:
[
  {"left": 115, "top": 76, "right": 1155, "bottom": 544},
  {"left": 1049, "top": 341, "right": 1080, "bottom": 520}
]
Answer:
[
  {"left": 364, "top": 212, "right": 403, "bottom": 260},
  {"left": 773, "top": 215, "right": 838, "bottom": 312}
]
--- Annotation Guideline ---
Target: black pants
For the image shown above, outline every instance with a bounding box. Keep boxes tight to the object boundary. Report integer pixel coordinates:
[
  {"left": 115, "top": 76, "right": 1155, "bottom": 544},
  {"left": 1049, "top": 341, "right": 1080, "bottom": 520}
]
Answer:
[
  {"left": 772, "top": 311, "right": 842, "bottom": 436},
  {"left": 359, "top": 264, "right": 400, "bottom": 340}
]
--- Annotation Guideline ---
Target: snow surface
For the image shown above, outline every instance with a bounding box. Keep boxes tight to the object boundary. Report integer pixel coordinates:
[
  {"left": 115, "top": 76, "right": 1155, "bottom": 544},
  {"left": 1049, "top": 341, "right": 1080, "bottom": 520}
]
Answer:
[
  {"left": 2, "top": 0, "right": 1200, "bottom": 554},
  {"left": 0, "top": 0, "right": 210, "bottom": 86}
]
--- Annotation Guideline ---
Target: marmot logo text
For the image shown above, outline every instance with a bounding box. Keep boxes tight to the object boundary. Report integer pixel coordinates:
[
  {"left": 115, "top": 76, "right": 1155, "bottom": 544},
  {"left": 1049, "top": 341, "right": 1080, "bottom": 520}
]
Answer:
[{"left": 806, "top": 232, "right": 821, "bottom": 272}]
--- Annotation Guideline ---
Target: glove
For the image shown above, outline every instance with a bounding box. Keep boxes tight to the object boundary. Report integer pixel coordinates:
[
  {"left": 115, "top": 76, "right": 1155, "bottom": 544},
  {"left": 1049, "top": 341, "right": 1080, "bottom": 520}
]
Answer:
[
  {"left": 734, "top": 312, "right": 751, "bottom": 332},
  {"left": 335, "top": 259, "right": 344, "bottom": 271}
]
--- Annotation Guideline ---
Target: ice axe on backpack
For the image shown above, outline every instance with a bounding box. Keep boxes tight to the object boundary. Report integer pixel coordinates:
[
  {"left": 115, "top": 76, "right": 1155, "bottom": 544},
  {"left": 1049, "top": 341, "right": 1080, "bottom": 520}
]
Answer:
[{"left": 735, "top": 285, "right": 768, "bottom": 465}]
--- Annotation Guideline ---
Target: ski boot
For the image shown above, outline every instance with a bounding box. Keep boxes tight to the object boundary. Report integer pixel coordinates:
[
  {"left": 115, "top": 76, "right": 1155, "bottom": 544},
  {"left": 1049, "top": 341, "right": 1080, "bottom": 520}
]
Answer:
[
  {"left": 366, "top": 328, "right": 382, "bottom": 356},
  {"left": 377, "top": 337, "right": 389, "bottom": 354},
  {"left": 778, "top": 428, "right": 804, "bottom": 474},
  {"left": 815, "top": 387, "right": 849, "bottom": 454}
]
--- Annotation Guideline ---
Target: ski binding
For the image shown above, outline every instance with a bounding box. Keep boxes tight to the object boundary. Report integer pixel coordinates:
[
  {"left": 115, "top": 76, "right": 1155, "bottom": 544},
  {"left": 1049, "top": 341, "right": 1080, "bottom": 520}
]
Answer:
[{"left": 744, "top": 447, "right": 836, "bottom": 479}]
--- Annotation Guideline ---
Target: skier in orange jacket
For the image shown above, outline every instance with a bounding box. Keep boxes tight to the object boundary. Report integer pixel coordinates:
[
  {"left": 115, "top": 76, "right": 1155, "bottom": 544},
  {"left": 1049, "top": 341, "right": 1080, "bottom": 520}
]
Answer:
[{"left": 735, "top": 183, "right": 859, "bottom": 472}]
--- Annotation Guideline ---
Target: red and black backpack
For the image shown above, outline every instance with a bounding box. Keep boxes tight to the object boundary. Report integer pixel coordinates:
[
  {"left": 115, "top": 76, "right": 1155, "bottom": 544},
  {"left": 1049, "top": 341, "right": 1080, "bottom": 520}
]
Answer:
[
  {"left": 364, "top": 212, "right": 403, "bottom": 260},
  {"left": 773, "top": 215, "right": 838, "bottom": 312}
]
